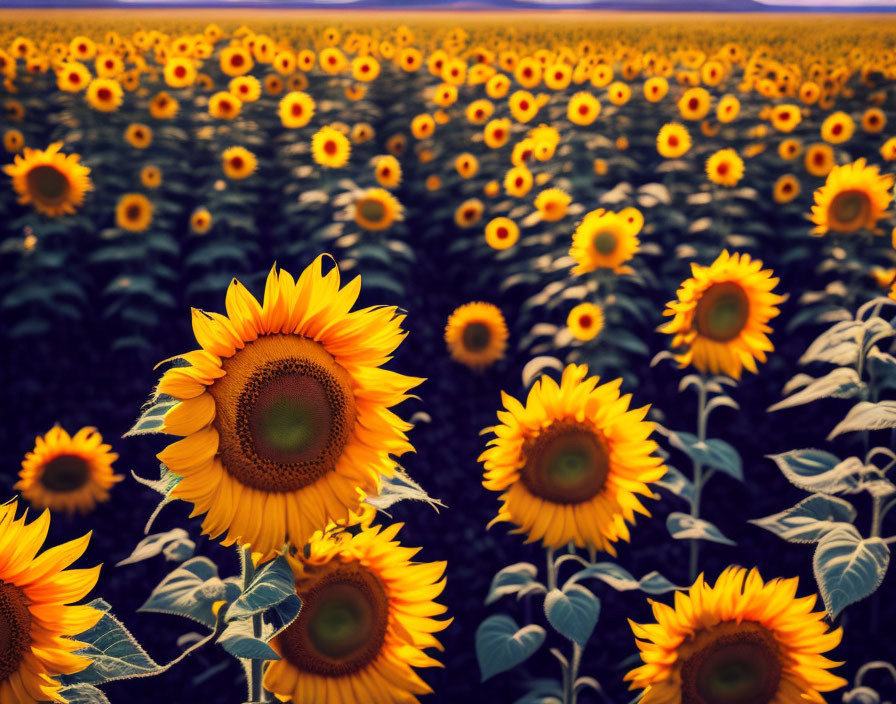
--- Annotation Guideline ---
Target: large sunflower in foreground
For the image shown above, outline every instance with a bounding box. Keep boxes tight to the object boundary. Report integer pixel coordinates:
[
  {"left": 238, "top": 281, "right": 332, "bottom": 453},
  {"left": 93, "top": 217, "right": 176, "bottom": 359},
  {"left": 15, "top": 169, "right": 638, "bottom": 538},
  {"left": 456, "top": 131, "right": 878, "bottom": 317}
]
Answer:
[
  {"left": 0, "top": 500, "right": 103, "bottom": 703},
  {"left": 625, "top": 566, "right": 847, "bottom": 704},
  {"left": 3, "top": 143, "right": 92, "bottom": 216},
  {"left": 809, "top": 158, "right": 894, "bottom": 235},
  {"left": 661, "top": 251, "right": 784, "bottom": 380},
  {"left": 569, "top": 209, "right": 640, "bottom": 275},
  {"left": 480, "top": 363, "right": 665, "bottom": 552},
  {"left": 444, "top": 302, "right": 508, "bottom": 371},
  {"left": 15, "top": 426, "right": 122, "bottom": 515},
  {"left": 264, "top": 523, "right": 450, "bottom": 703},
  {"left": 155, "top": 256, "right": 421, "bottom": 559}
]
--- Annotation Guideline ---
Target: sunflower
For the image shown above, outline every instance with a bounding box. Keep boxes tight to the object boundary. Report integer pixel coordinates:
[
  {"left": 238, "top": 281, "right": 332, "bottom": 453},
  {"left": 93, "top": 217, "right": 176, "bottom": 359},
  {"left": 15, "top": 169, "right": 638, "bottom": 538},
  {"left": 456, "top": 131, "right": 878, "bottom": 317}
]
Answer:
[
  {"left": 0, "top": 500, "right": 103, "bottom": 703},
  {"left": 454, "top": 153, "right": 479, "bottom": 179},
  {"left": 86, "top": 77, "right": 122, "bottom": 112},
  {"left": 567, "top": 302, "right": 604, "bottom": 341},
  {"left": 716, "top": 94, "right": 740, "bottom": 123},
  {"left": 534, "top": 188, "right": 571, "bottom": 222},
  {"left": 804, "top": 143, "right": 835, "bottom": 177},
  {"left": 567, "top": 91, "right": 601, "bottom": 126},
  {"left": 140, "top": 165, "right": 162, "bottom": 189},
  {"left": 425, "top": 176, "right": 441, "bottom": 191},
  {"left": 374, "top": 155, "right": 401, "bottom": 188},
  {"left": 454, "top": 199, "right": 484, "bottom": 228},
  {"left": 4, "top": 142, "right": 92, "bottom": 217},
  {"left": 643, "top": 76, "right": 669, "bottom": 102},
  {"left": 773, "top": 174, "right": 800, "bottom": 204},
  {"left": 769, "top": 104, "right": 801, "bottom": 133},
  {"left": 466, "top": 98, "right": 494, "bottom": 125},
  {"left": 485, "top": 217, "right": 519, "bottom": 250},
  {"left": 862, "top": 107, "right": 886, "bottom": 134},
  {"left": 209, "top": 91, "right": 242, "bottom": 120},
  {"left": 279, "top": 91, "right": 315, "bottom": 128},
  {"left": 481, "top": 363, "right": 664, "bottom": 551},
  {"left": 706, "top": 149, "right": 745, "bottom": 187},
  {"left": 149, "top": 91, "right": 178, "bottom": 119},
  {"left": 410, "top": 114, "right": 435, "bottom": 140},
  {"left": 504, "top": 165, "right": 534, "bottom": 198},
  {"left": 263, "top": 523, "right": 449, "bottom": 704},
  {"left": 809, "top": 158, "right": 894, "bottom": 235},
  {"left": 154, "top": 257, "right": 421, "bottom": 559},
  {"left": 509, "top": 90, "right": 539, "bottom": 123},
  {"left": 444, "top": 302, "right": 508, "bottom": 371},
  {"left": 625, "top": 566, "right": 847, "bottom": 704},
  {"left": 124, "top": 123, "right": 152, "bottom": 149},
  {"left": 164, "top": 56, "right": 195, "bottom": 88},
  {"left": 351, "top": 55, "right": 380, "bottom": 82},
  {"left": 190, "top": 208, "right": 213, "bottom": 234},
  {"left": 657, "top": 123, "right": 691, "bottom": 159},
  {"left": 679, "top": 87, "right": 711, "bottom": 120},
  {"left": 264, "top": 75, "right": 285, "bottom": 96},
  {"left": 881, "top": 137, "right": 896, "bottom": 162},
  {"left": 778, "top": 139, "right": 801, "bottom": 160},
  {"left": 354, "top": 188, "right": 403, "bottom": 231},
  {"left": 56, "top": 62, "right": 90, "bottom": 92},
  {"left": 661, "top": 250, "right": 783, "bottom": 379},
  {"left": 570, "top": 209, "right": 640, "bottom": 275},
  {"left": 821, "top": 111, "right": 855, "bottom": 144},
  {"left": 222, "top": 146, "right": 257, "bottom": 180},
  {"left": 3, "top": 129, "right": 24, "bottom": 153},
  {"left": 229, "top": 75, "right": 261, "bottom": 103},
  {"left": 220, "top": 45, "right": 253, "bottom": 77},
  {"left": 312, "top": 126, "right": 351, "bottom": 169},
  {"left": 607, "top": 81, "right": 632, "bottom": 106},
  {"left": 484, "top": 180, "right": 500, "bottom": 198},
  {"left": 16, "top": 425, "right": 121, "bottom": 515},
  {"left": 116, "top": 193, "right": 153, "bottom": 232},
  {"left": 351, "top": 123, "right": 374, "bottom": 144}
]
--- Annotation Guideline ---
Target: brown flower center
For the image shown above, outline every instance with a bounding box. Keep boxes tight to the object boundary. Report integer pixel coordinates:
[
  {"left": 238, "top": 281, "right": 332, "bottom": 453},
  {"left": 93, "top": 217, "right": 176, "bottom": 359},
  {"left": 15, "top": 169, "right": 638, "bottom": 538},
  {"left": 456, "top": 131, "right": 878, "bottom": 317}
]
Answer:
[
  {"left": 357, "top": 197, "right": 386, "bottom": 224},
  {"left": 0, "top": 581, "right": 31, "bottom": 681},
  {"left": 278, "top": 563, "right": 389, "bottom": 677},
  {"left": 829, "top": 190, "right": 871, "bottom": 230},
  {"left": 210, "top": 335, "right": 355, "bottom": 493},
  {"left": 40, "top": 454, "right": 90, "bottom": 492},
  {"left": 520, "top": 419, "right": 610, "bottom": 504},
  {"left": 462, "top": 321, "right": 491, "bottom": 352},
  {"left": 695, "top": 281, "right": 750, "bottom": 342},
  {"left": 680, "top": 623, "right": 782, "bottom": 704},
  {"left": 26, "top": 165, "right": 69, "bottom": 203},
  {"left": 592, "top": 229, "right": 618, "bottom": 256}
]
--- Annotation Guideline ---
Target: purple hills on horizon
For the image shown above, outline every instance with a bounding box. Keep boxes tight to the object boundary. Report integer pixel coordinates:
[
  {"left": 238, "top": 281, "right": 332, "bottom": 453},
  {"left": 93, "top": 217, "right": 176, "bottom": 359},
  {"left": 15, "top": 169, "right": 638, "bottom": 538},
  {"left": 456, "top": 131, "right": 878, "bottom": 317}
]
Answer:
[{"left": 0, "top": 0, "right": 893, "bottom": 11}]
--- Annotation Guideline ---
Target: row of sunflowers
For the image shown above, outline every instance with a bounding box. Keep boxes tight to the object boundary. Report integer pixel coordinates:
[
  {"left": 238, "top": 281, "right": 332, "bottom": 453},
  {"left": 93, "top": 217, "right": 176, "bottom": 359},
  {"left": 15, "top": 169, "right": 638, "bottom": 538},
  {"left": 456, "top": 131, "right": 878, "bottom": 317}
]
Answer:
[{"left": 1, "top": 12, "right": 896, "bottom": 704}]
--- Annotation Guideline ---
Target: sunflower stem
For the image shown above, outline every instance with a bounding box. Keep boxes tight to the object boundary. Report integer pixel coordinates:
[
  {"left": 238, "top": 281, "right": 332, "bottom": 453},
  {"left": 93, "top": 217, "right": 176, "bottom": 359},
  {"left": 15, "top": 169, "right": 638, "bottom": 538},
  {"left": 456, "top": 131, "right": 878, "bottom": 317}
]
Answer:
[
  {"left": 689, "top": 380, "right": 708, "bottom": 582},
  {"left": 567, "top": 641, "right": 583, "bottom": 704},
  {"left": 546, "top": 547, "right": 557, "bottom": 592},
  {"left": 240, "top": 547, "right": 264, "bottom": 703}
]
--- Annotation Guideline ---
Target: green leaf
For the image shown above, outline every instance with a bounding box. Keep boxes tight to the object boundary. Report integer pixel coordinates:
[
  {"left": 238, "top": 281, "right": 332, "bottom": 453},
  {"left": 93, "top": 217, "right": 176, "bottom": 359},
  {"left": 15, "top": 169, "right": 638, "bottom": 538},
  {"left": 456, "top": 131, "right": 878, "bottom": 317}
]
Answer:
[
  {"left": 140, "top": 558, "right": 241, "bottom": 629},
  {"left": 476, "top": 615, "right": 546, "bottom": 682},
  {"left": 751, "top": 494, "right": 856, "bottom": 543},
  {"left": 828, "top": 401, "right": 896, "bottom": 440},
  {"left": 544, "top": 585, "right": 600, "bottom": 646},
  {"left": 566, "top": 562, "right": 680, "bottom": 594},
  {"left": 664, "top": 430, "right": 742, "bottom": 480},
  {"left": 226, "top": 555, "right": 300, "bottom": 623},
  {"left": 217, "top": 619, "right": 280, "bottom": 661},
  {"left": 485, "top": 563, "right": 543, "bottom": 605},
  {"left": 62, "top": 599, "right": 162, "bottom": 685},
  {"left": 667, "top": 512, "right": 736, "bottom": 545},
  {"left": 813, "top": 525, "right": 890, "bottom": 618},
  {"left": 769, "top": 450, "right": 887, "bottom": 496},
  {"left": 768, "top": 368, "right": 864, "bottom": 412},
  {"left": 124, "top": 395, "right": 177, "bottom": 437},
  {"left": 654, "top": 465, "right": 696, "bottom": 503},
  {"left": 58, "top": 685, "right": 111, "bottom": 704},
  {"left": 116, "top": 528, "right": 193, "bottom": 566}
]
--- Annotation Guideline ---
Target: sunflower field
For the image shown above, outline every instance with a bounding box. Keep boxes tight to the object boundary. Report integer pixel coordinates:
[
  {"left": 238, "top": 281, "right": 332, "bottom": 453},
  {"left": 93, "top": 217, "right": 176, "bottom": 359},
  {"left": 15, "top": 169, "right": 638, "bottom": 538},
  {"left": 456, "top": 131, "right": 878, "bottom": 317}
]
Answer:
[{"left": 1, "top": 9, "right": 896, "bottom": 704}]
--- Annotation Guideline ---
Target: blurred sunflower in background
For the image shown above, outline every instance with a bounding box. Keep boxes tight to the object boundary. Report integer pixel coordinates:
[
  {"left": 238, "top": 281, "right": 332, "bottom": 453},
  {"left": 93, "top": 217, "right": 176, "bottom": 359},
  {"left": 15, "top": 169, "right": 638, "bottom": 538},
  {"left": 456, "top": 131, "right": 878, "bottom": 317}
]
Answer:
[
  {"left": 190, "top": 207, "right": 213, "bottom": 234},
  {"left": 444, "top": 302, "right": 508, "bottom": 371},
  {"left": 809, "top": 158, "right": 894, "bottom": 235},
  {"left": 86, "top": 77, "right": 122, "bottom": 111},
  {"left": 570, "top": 209, "right": 640, "bottom": 275},
  {"left": 534, "top": 188, "right": 571, "bottom": 221},
  {"left": 773, "top": 174, "right": 801, "bottom": 203},
  {"left": 124, "top": 123, "right": 152, "bottom": 149},
  {"left": 353, "top": 188, "right": 403, "bottom": 231},
  {"left": 484, "top": 216, "right": 519, "bottom": 250},
  {"left": 222, "top": 146, "right": 257, "bottom": 180},
  {"left": 312, "top": 125, "right": 351, "bottom": 168},
  {"left": 626, "top": 567, "right": 847, "bottom": 704},
  {"left": 155, "top": 256, "right": 421, "bottom": 559},
  {"left": 0, "top": 500, "right": 103, "bottom": 703},
  {"left": 706, "top": 148, "right": 745, "bottom": 187},
  {"left": 804, "top": 143, "right": 835, "bottom": 176},
  {"left": 264, "top": 523, "right": 450, "bottom": 704},
  {"left": 279, "top": 91, "right": 315, "bottom": 128},
  {"left": 657, "top": 123, "right": 691, "bottom": 158},
  {"left": 661, "top": 250, "right": 784, "bottom": 379},
  {"left": 481, "top": 363, "right": 665, "bottom": 552},
  {"left": 567, "top": 302, "right": 604, "bottom": 341},
  {"left": 373, "top": 155, "right": 401, "bottom": 188},
  {"left": 140, "top": 165, "right": 162, "bottom": 189},
  {"left": 4, "top": 142, "right": 92, "bottom": 216},
  {"left": 16, "top": 426, "right": 122, "bottom": 515},
  {"left": 115, "top": 193, "right": 153, "bottom": 231}
]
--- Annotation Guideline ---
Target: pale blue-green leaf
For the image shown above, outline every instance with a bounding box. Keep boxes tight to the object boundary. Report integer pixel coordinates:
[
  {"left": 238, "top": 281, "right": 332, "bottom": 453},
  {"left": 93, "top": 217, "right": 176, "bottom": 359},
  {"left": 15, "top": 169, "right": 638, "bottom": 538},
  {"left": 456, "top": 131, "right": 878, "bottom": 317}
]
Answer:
[
  {"left": 116, "top": 528, "right": 190, "bottom": 566},
  {"left": 751, "top": 494, "right": 857, "bottom": 543},
  {"left": 217, "top": 619, "right": 280, "bottom": 661},
  {"left": 124, "top": 396, "right": 177, "bottom": 437},
  {"left": 140, "top": 557, "right": 229, "bottom": 628},
  {"left": 768, "top": 449, "right": 849, "bottom": 493},
  {"left": 799, "top": 320, "right": 862, "bottom": 366},
  {"left": 813, "top": 525, "right": 890, "bottom": 618},
  {"left": 522, "top": 356, "right": 564, "bottom": 388},
  {"left": 654, "top": 465, "right": 696, "bottom": 503},
  {"left": 566, "top": 562, "right": 680, "bottom": 594},
  {"left": 768, "top": 368, "right": 864, "bottom": 412},
  {"left": 485, "top": 562, "right": 541, "bottom": 605},
  {"left": 476, "top": 615, "right": 546, "bottom": 682},
  {"left": 63, "top": 599, "right": 162, "bottom": 685},
  {"left": 544, "top": 585, "right": 600, "bottom": 646},
  {"left": 364, "top": 468, "right": 444, "bottom": 513},
  {"left": 163, "top": 538, "right": 196, "bottom": 562},
  {"left": 226, "top": 555, "right": 298, "bottom": 622},
  {"left": 664, "top": 430, "right": 742, "bottom": 480},
  {"left": 58, "top": 685, "right": 111, "bottom": 704},
  {"left": 828, "top": 401, "right": 896, "bottom": 440},
  {"left": 860, "top": 316, "right": 896, "bottom": 356},
  {"left": 667, "top": 512, "right": 736, "bottom": 545},
  {"left": 513, "top": 679, "right": 562, "bottom": 704}
]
